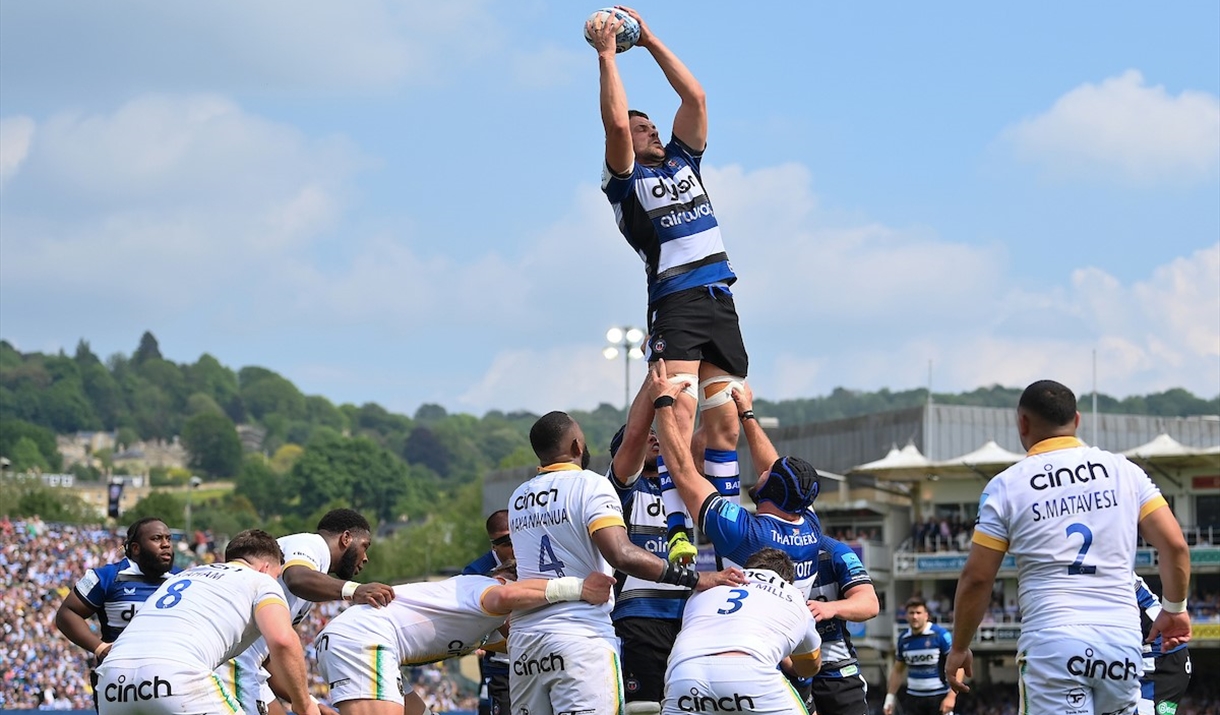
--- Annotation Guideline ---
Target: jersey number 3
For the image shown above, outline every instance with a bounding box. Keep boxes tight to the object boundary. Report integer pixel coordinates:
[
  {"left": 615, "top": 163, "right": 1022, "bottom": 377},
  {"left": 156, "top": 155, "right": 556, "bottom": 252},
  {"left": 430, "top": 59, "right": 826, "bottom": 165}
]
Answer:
[{"left": 1066, "top": 523, "right": 1097, "bottom": 575}]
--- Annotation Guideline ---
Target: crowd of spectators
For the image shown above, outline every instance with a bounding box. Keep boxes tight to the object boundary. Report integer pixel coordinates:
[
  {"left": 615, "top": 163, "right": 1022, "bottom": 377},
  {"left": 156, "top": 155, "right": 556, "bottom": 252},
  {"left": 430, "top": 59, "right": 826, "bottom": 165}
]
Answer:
[
  {"left": 0, "top": 517, "right": 476, "bottom": 711},
  {"left": 909, "top": 515, "right": 974, "bottom": 552}
]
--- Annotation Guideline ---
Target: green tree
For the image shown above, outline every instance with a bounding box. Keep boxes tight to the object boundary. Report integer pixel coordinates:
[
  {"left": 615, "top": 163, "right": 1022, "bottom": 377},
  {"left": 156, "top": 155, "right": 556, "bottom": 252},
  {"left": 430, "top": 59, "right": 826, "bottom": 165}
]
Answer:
[
  {"left": 10, "top": 436, "right": 50, "bottom": 472},
  {"left": 235, "top": 455, "right": 287, "bottom": 519},
  {"left": 0, "top": 418, "right": 62, "bottom": 470},
  {"left": 288, "top": 433, "right": 417, "bottom": 522},
  {"left": 186, "top": 392, "right": 225, "bottom": 417},
  {"left": 132, "top": 331, "right": 163, "bottom": 366},
  {"left": 242, "top": 374, "right": 306, "bottom": 421},
  {"left": 181, "top": 412, "right": 243, "bottom": 478},
  {"left": 125, "top": 491, "right": 184, "bottom": 528}
]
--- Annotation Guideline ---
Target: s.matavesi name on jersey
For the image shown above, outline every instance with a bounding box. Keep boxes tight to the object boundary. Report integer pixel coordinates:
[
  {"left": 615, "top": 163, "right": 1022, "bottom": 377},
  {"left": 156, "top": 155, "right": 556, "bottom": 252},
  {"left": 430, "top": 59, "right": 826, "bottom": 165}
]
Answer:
[{"left": 1023, "top": 459, "right": 1119, "bottom": 523}]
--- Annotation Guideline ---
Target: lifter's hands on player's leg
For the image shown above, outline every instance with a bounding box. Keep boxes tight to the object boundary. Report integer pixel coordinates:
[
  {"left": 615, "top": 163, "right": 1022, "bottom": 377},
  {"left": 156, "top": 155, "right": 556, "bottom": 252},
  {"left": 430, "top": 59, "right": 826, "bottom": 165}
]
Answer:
[{"left": 945, "top": 647, "right": 972, "bottom": 694}]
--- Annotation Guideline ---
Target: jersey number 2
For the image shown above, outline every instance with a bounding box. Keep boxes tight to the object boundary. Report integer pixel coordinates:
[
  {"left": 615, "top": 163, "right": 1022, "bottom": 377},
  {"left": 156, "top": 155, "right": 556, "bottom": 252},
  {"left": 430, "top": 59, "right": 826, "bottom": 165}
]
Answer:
[
  {"left": 538, "top": 535, "right": 566, "bottom": 577},
  {"left": 1066, "top": 523, "right": 1097, "bottom": 575}
]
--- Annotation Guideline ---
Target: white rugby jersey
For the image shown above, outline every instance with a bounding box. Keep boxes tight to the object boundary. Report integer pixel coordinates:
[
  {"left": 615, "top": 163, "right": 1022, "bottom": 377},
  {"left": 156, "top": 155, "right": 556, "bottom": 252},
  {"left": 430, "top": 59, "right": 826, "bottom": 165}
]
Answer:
[
  {"left": 227, "top": 532, "right": 331, "bottom": 676},
  {"left": 105, "top": 562, "right": 288, "bottom": 670},
  {"left": 508, "top": 464, "right": 626, "bottom": 637},
  {"left": 320, "top": 575, "right": 507, "bottom": 665},
  {"left": 667, "top": 567, "right": 820, "bottom": 671},
  {"left": 973, "top": 437, "right": 1167, "bottom": 632}
]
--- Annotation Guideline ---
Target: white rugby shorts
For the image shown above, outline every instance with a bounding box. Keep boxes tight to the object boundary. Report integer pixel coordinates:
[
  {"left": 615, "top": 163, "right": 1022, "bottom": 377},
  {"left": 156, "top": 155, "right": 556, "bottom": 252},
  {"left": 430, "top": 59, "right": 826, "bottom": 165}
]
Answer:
[
  {"left": 315, "top": 630, "right": 406, "bottom": 705},
  {"left": 96, "top": 659, "right": 241, "bottom": 715},
  {"left": 508, "top": 631, "right": 623, "bottom": 715},
  {"left": 663, "top": 655, "right": 807, "bottom": 715},
  {"left": 1016, "top": 625, "right": 1143, "bottom": 715},
  {"left": 213, "top": 659, "right": 273, "bottom": 715}
]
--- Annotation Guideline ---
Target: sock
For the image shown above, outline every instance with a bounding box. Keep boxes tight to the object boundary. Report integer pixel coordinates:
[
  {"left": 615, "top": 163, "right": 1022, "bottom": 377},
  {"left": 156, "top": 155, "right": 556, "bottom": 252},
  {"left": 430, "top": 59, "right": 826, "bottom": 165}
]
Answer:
[
  {"left": 656, "top": 455, "right": 691, "bottom": 539},
  {"left": 704, "top": 448, "right": 740, "bottom": 505}
]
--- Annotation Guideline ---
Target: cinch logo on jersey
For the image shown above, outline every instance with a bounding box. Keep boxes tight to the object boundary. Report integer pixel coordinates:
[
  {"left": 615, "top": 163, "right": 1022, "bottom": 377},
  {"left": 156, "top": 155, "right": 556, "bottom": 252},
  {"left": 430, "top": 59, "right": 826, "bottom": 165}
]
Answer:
[
  {"left": 513, "top": 653, "right": 565, "bottom": 676},
  {"left": 1065, "top": 648, "right": 1138, "bottom": 681},
  {"left": 1029, "top": 461, "right": 1111, "bottom": 491},
  {"left": 676, "top": 689, "right": 756, "bottom": 713},
  {"left": 515, "top": 488, "right": 560, "bottom": 509},
  {"left": 103, "top": 675, "right": 173, "bottom": 702}
]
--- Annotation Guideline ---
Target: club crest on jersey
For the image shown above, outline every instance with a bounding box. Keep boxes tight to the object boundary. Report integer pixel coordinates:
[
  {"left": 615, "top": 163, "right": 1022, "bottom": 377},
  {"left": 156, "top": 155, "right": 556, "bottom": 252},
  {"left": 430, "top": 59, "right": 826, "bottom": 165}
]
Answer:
[
  {"left": 667, "top": 159, "right": 679, "bottom": 169},
  {"left": 653, "top": 339, "right": 666, "bottom": 353}
]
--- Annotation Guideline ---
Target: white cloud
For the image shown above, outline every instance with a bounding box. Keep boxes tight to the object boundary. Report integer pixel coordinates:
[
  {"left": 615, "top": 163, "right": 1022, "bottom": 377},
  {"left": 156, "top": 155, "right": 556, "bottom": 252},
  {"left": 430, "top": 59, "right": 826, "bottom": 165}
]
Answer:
[
  {"left": 1003, "top": 70, "right": 1220, "bottom": 184},
  {"left": 0, "top": 115, "right": 34, "bottom": 186}
]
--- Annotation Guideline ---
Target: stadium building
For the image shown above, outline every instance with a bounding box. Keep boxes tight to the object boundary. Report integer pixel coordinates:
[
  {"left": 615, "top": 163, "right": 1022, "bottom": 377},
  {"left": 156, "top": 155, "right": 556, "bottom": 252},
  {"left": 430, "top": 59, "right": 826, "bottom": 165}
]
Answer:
[{"left": 483, "top": 402, "right": 1220, "bottom": 690}]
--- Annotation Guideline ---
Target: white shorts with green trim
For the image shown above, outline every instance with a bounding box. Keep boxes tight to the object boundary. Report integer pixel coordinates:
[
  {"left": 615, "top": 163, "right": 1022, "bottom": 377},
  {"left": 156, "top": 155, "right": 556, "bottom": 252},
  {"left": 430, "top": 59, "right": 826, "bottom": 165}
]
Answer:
[
  {"left": 507, "top": 630, "right": 623, "bottom": 715},
  {"left": 1016, "top": 625, "right": 1142, "bottom": 715},
  {"left": 663, "top": 656, "right": 808, "bottom": 715},
  {"left": 213, "top": 656, "right": 273, "bottom": 715},
  {"left": 97, "top": 659, "right": 242, "bottom": 715},
  {"left": 315, "top": 631, "right": 406, "bottom": 705}
]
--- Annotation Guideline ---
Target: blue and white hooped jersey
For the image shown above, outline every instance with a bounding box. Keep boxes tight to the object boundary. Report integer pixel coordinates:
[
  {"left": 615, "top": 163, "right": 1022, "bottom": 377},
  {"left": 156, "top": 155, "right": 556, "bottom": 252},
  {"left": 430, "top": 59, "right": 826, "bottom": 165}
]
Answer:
[
  {"left": 896, "top": 623, "right": 951, "bottom": 698},
  {"left": 698, "top": 494, "right": 821, "bottom": 596},
  {"left": 807, "top": 535, "right": 872, "bottom": 675},
  {"left": 73, "top": 558, "right": 178, "bottom": 642},
  {"left": 601, "top": 136, "right": 736, "bottom": 305},
  {"left": 608, "top": 465, "right": 690, "bottom": 621}
]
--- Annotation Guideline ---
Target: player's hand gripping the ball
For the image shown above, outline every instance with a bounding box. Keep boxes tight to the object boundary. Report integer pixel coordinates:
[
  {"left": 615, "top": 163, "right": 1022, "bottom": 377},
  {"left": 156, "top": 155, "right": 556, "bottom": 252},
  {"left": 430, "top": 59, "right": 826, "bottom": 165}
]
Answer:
[
  {"left": 614, "top": 6, "right": 653, "bottom": 48},
  {"left": 585, "top": 12, "right": 624, "bottom": 57}
]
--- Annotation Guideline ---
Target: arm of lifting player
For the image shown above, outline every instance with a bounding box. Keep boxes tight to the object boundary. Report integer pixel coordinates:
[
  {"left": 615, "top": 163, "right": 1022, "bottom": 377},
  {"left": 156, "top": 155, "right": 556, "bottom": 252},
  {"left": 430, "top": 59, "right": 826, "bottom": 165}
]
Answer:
[
  {"left": 611, "top": 381, "right": 657, "bottom": 486},
  {"left": 730, "top": 383, "right": 779, "bottom": 476},
  {"left": 647, "top": 360, "right": 717, "bottom": 516},
  {"left": 591, "top": 523, "right": 744, "bottom": 591},
  {"left": 54, "top": 590, "right": 107, "bottom": 660}
]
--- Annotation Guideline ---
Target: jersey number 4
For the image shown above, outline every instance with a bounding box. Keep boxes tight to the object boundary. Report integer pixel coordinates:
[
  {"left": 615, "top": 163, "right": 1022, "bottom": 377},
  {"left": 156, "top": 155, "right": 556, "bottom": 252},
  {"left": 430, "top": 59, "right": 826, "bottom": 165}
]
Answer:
[
  {"left": 538, "top": 535, "right": 566, "bottom": 577},
  {"left": 1066, "top": 523, "right": 1097, "bottom": 575}
]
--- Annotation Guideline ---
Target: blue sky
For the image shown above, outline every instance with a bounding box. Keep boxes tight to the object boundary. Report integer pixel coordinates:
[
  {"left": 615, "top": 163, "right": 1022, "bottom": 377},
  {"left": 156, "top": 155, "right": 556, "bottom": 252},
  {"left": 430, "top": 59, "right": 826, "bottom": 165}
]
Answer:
[{"left": 2, "top": 1, "right": 1217, "bottom": 417}]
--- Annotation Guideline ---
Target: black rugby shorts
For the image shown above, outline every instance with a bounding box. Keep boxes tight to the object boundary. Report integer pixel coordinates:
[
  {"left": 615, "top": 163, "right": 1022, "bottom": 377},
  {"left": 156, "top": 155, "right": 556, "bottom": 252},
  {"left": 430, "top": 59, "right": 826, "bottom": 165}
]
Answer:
[{"left": 647, "top": 286, "right": 748, "bottom": 377}]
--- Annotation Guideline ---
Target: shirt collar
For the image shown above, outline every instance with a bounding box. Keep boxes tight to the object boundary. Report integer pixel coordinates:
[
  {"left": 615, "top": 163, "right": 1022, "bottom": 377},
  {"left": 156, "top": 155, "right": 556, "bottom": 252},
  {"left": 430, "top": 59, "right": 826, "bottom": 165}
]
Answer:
[{"left": 1026, "top": 436, "right": 1086, "bottom": 456}]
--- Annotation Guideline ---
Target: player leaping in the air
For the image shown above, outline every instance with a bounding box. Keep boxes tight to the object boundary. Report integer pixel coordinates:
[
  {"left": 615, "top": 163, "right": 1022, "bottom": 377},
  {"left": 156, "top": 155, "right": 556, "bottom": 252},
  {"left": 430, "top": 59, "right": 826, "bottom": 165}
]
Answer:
[{"left": 590, "top": 6, "right": 747, "bottom": 565}]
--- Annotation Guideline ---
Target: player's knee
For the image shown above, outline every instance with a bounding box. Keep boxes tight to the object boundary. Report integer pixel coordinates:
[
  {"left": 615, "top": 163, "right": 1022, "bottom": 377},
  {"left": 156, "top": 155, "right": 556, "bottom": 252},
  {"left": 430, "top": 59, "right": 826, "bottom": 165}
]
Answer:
[{"left": 697, "top": 376, "right": 744, "bottom": 413}]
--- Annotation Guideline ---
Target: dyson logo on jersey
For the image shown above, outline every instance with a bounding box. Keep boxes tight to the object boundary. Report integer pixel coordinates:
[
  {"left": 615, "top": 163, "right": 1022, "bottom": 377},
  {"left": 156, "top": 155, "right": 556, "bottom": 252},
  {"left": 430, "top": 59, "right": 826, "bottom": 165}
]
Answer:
[
  {"left": 103, "top": 675, "right": 173, "bottom": 702},
  {"left": 1065, "top": 648, "right": 1139, "bottom": 681},
  {"left": 514, "top": 488, "right": 560, "bottom": 510},
  {"left": 658, "top": 203, "right": 715, "bottom": 229},
  {"left": 677, "top": 689, "right": 756, "bottom": 712},
  {"left": 650, "top": 175, "right": 699, "bottom": 200},
  {"left": 1029, "top": 462, "right": 1111, "bottom": 491},
  {"left": 513, "top": 652, "right": 566, "bottom": 676}
]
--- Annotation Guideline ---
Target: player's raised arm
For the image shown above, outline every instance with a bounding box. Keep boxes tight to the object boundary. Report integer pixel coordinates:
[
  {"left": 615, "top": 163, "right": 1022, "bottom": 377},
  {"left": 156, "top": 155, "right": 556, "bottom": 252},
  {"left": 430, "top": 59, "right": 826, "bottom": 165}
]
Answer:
[
  {"left": 617, "top": 6, "right": 707, "bottom": 151},
  {"left": 590, "top": 13, "right": 634, "bottom": 175},
  {"left": 647, "top": 360, "right": 716, "bottom": 515}
]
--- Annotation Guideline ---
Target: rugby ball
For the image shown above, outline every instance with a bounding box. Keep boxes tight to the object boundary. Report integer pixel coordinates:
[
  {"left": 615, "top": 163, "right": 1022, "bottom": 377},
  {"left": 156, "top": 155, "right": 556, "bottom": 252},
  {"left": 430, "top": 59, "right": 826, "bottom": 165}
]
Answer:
[{"left": 584, "top": 7, "right": 640, "bottom": 53}]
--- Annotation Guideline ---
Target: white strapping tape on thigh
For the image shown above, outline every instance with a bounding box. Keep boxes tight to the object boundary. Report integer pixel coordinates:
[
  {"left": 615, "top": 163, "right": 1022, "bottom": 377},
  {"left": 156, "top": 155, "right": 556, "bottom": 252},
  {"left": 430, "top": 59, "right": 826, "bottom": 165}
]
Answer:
[
  {"left": 698, "top": 376, "right": 745, "bottom": 412},
  {"left": 668, "top": 373, "right": 699, "bottom": 400},
  {"left": 625, "top": 703, "right": 661, "bottom": 715}
]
